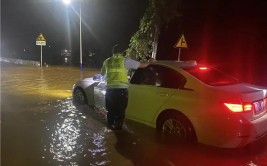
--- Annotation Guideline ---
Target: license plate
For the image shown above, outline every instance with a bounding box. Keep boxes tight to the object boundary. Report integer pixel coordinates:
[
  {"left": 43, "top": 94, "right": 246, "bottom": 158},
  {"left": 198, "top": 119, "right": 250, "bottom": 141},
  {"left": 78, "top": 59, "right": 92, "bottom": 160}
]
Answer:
[{"left": 253, "top": 100, "right": 265, "bottom": 115}]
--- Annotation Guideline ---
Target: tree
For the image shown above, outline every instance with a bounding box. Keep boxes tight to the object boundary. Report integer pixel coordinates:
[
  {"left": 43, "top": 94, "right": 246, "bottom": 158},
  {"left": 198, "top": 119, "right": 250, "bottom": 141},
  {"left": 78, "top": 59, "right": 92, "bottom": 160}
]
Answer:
[{"left": 126, "top": 0, "right": 182, "bottom": 61}]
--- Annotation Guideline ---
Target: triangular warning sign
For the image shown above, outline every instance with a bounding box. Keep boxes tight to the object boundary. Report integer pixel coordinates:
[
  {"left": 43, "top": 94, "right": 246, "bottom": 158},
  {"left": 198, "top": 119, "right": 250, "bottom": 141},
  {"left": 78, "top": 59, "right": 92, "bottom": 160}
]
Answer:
[
  {"left": 36, "top": 33, "right": 46, "bottom": 41},
  {"left": 174, "top": 34, "right": 187, "bottom": 48}
]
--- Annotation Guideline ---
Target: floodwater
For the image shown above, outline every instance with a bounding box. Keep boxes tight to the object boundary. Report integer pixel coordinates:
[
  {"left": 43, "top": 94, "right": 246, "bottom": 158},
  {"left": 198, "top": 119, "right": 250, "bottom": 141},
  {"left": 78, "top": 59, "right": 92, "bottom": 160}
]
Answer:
[{"left": 1, "top": 63, "right": 267, "bottom": 166}]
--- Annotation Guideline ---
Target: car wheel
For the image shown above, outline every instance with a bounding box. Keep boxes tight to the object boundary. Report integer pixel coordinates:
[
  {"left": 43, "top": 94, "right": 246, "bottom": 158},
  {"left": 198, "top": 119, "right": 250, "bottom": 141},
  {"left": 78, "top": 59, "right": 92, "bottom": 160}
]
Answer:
[
  {"left": 157, "top": 113, "right": 197, "bottom": 143},
  {"left": 73, "top": 88, "right": 88, "bottom": 105}
]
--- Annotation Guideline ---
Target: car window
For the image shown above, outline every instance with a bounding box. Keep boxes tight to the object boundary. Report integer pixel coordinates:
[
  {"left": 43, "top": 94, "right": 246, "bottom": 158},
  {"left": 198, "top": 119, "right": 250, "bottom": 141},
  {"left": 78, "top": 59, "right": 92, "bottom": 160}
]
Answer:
[
  {"left": 183, "top": 66, "right": 241, "bottom": 86},
  {"left": 130, "top": 65, "right": 186, "bottom": 89},
  {"left": 130, "top": 67, "right": 156, "bottom": 85}
]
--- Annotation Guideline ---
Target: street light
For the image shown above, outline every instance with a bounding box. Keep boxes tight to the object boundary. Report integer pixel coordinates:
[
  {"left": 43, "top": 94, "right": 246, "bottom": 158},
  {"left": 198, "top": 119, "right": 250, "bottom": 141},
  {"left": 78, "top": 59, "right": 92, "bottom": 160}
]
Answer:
[
  {"left": 62, "top": 0, "right": 83, "bottom": 71},
  {"left": 62, "top": 0, "right": 71, "bottom": 5}
]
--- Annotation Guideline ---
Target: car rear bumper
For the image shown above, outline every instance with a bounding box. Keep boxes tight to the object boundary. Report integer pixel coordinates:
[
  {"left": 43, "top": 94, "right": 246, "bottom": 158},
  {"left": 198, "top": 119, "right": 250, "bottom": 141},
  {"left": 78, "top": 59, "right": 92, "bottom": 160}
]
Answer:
[
  {"left": 223, "top": 112, "right": 267, "bottom": 148},
  {"left": 244, "top": 112, "right": 267, "bottom": 141},
  {"left": 191, "top": 112, "right": 267, "bottom": 148}
]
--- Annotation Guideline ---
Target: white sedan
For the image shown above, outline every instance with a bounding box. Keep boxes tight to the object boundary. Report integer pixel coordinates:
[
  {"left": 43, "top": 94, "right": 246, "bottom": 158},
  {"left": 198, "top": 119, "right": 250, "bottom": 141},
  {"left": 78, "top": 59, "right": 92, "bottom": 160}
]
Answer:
[{"left": 73, "top": 60, "right": 267, "bottom": 148}]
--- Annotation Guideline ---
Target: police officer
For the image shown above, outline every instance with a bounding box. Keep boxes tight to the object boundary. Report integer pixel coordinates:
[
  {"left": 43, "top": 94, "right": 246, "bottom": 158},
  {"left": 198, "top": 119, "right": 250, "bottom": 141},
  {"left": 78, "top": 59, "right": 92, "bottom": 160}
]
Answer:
[{"left": 101, "top": 44, "right": 149, "bottom": 130}]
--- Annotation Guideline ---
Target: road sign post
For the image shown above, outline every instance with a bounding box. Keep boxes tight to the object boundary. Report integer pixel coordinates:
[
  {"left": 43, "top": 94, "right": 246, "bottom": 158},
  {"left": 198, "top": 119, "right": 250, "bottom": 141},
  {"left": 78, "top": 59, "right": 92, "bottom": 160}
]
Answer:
[
  {"left": 41, "top": 45, "right": 43, "bottom": 67},
  {"left": 178, "top": 47, "right": 181, "bottom": 61},
  {"left": 174, "top": 34, "right": 188, "bottom": 61},
  {"left": 36, "top": 33, "right": 46, "bottom": 67}
]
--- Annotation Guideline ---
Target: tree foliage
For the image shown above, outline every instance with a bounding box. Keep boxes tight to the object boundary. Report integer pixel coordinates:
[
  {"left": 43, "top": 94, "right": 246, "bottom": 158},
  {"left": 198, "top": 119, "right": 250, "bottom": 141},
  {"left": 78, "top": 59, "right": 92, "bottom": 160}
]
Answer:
[{"left": 126, "top": 0, "right": 182, "bottom": 60}]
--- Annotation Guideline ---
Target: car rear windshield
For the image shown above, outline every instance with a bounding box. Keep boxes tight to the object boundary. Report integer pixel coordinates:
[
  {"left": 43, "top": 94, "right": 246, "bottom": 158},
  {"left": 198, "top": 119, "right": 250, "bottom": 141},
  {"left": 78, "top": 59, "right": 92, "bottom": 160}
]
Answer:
[{"left": 183, "top": 66, "right": 241, "bottom": 86}]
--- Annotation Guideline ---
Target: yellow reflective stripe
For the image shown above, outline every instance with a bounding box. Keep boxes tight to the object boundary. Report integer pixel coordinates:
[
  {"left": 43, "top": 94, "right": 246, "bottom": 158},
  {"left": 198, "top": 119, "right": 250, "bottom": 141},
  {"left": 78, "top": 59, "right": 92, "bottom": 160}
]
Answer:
[
  {"left": 108, "top": 69, "right": 126, "bottom": 72},
  {"left": 107, "top": 81, "right": 129, "bottom": 86}
]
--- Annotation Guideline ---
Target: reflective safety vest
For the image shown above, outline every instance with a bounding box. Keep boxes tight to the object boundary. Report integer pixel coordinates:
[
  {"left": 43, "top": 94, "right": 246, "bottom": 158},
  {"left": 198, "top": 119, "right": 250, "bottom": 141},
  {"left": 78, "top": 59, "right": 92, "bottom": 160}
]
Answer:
[{"left": 103, "top": 54, "right": 128, "bottom": 88}]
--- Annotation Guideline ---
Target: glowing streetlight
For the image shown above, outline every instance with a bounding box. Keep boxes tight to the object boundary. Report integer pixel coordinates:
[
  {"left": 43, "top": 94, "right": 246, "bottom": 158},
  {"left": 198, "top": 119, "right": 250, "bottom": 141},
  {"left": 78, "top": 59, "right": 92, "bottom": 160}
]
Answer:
[
  {"left": 62, "top": 0, "right": 71, "bottom": 5},
  {"left": 62, "top": 0, "right": 83, "bottom": 71}
]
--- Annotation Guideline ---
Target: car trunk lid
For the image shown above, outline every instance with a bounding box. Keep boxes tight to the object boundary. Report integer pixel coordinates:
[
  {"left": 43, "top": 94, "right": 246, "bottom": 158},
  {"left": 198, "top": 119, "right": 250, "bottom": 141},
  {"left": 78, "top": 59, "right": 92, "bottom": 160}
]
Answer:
[{"left": 214, "top": 83, "right": 267, "bottom": 119}]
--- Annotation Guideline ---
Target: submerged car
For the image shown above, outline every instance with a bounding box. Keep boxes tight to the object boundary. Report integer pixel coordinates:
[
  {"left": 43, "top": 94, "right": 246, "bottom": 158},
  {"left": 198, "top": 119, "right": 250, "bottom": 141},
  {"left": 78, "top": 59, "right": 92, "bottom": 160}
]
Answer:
[{"left": 72, "top": 60, "right": 267, "bottom": 148}]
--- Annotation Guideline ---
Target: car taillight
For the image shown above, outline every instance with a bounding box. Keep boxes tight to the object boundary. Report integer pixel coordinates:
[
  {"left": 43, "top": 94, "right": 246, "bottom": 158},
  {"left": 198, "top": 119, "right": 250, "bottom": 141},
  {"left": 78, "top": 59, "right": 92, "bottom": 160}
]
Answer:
[
  {"left": 199, "top": 66, "right": 208, "bottom": 70},
  {"left": 243, "top": 103, "right": 253, "bottom": 111},
  {"left": 224, "top": 103, "right": 253, "bottom": 113}
]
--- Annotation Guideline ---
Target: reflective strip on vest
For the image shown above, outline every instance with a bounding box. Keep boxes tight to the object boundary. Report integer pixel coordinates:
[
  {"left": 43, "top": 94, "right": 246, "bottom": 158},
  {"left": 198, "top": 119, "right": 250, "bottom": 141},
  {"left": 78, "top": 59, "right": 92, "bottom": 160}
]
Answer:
[{"left": 108, "top": 69, "right": 126, "bottom": 72}]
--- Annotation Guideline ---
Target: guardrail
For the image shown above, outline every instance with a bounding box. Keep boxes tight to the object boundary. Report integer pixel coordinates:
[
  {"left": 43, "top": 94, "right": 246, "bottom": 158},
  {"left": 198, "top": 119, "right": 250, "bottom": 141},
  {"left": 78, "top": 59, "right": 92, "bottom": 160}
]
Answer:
[{"left": 0, "top": 57, "right": 40, "bottom": 66}]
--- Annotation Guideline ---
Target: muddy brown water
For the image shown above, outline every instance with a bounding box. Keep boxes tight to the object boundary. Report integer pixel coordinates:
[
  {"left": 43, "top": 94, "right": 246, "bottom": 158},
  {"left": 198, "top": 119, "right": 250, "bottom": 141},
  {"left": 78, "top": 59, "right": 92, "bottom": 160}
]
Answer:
[{"left": 1, "top": 64, "right": 267, "bottom": 166}]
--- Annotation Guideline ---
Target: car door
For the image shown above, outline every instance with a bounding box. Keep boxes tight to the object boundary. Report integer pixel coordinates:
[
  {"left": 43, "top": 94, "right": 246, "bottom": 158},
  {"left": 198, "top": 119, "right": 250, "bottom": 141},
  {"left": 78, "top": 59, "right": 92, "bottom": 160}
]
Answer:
[
  {"left": 94, "top": 81, "right": 106, "bottom": 112},
  {"left": 126, "top": 65, "right": 186, "bottom": 124}
]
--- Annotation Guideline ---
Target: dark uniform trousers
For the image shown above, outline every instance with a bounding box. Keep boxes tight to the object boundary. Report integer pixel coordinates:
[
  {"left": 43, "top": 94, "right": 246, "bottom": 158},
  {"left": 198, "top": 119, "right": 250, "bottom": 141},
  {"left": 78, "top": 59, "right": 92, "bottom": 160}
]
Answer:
[{"left": 105, "top": 88, "right": 128, "bottom": 128}]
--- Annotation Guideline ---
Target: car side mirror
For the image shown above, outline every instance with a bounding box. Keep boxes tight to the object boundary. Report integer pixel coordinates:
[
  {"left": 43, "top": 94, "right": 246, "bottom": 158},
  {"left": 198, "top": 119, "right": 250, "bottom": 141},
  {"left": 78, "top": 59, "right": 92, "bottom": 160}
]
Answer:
[{"left": 93, "top": 74, "right": 102, "bottom": 81}]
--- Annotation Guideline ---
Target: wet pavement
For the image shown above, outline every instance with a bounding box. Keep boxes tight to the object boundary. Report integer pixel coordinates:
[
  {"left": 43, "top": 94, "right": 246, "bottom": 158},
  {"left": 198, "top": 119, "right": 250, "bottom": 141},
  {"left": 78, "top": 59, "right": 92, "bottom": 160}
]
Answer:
[{"left": 1, "top": 64, "right": 267, "bottom": 166}]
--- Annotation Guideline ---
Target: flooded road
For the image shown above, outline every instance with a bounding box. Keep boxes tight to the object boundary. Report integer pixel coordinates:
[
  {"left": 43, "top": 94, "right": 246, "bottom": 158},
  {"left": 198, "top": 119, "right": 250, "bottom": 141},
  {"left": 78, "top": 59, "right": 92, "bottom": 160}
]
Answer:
[{"left": 1, "top": 64, "right": 267, "bottom": 166}]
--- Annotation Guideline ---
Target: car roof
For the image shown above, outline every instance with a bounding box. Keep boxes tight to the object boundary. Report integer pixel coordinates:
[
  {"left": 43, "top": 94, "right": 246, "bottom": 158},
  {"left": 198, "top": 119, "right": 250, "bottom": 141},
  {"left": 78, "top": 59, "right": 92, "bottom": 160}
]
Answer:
[{"left": 151, "top": 60, "right": 197, "bottom": 69}]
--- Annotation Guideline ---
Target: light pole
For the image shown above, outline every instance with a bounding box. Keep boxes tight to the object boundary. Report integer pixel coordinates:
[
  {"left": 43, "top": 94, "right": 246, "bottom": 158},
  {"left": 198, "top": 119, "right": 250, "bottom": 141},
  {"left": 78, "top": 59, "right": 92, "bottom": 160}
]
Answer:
[
  {"left": 62, "top": 0, "right": 83, "bottom": 71},
  {"left": 79, "top": 1, "right": 82, "bottom": 71}
]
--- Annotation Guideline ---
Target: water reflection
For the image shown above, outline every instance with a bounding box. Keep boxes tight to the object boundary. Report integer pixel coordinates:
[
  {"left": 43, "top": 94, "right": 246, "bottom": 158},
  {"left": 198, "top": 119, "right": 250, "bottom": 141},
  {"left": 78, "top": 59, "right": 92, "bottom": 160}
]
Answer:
[
  {"left": 43, "top": 99, "right": 83, "bottom": 165},
  {"left": 49, "top": 113, "right": 81, "bottom": 161},
  {"left": 42, "top": 98, "right": 113, "bottom": 165},
  {"left": 1, "top": 64, "right": 98, "bottom": 100}
]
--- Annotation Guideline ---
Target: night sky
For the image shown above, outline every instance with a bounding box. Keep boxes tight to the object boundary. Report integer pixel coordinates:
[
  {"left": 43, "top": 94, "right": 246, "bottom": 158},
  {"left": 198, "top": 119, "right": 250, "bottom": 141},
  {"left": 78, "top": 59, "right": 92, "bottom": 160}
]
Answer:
[
  {"left": 2, "top": 0, "right": 147, "bottom": 65},
  {"left": 1, "top": 0, "right": 267, "bottom": 85}
]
